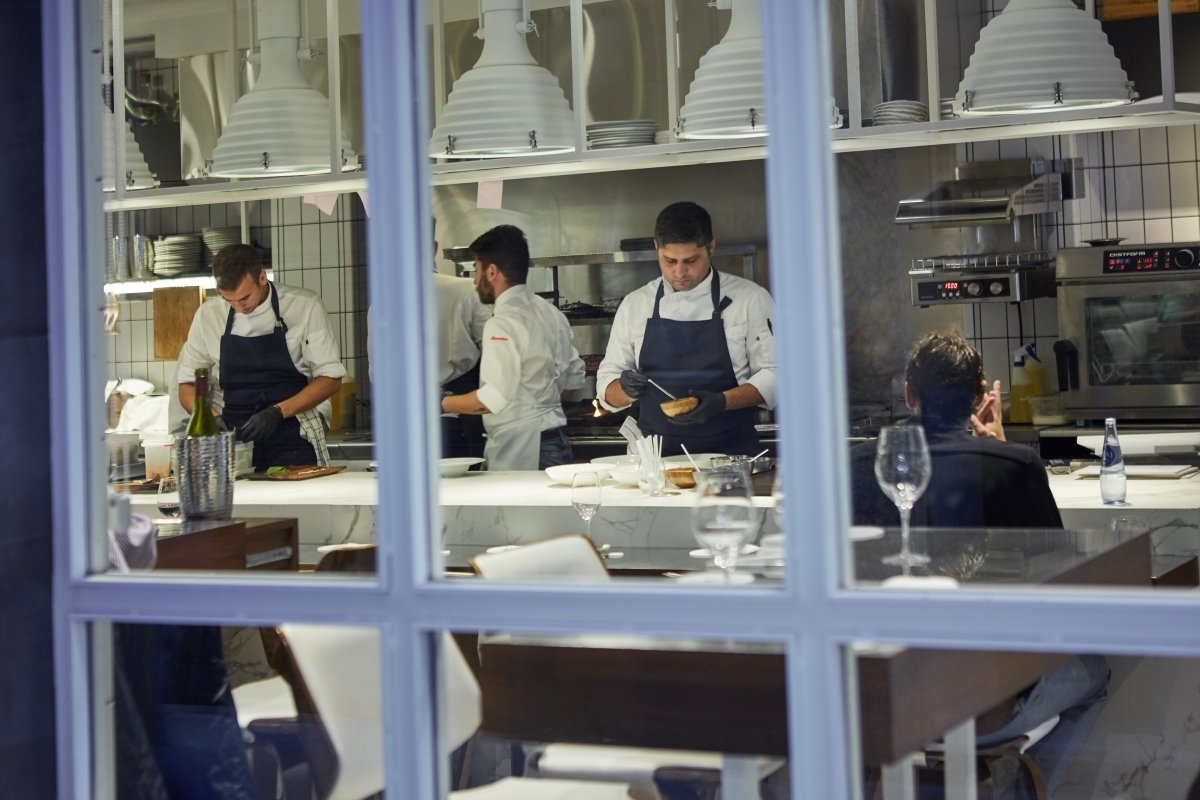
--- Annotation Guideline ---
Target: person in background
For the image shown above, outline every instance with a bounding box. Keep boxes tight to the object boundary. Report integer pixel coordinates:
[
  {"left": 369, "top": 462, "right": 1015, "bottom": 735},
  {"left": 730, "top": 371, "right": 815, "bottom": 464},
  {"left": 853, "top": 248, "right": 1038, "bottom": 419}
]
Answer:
[
  {"left": 368, "top": 230, "right": 492, "bottom": 458},
  {"left": 851, "top": 331, "right": 1107, "bottom": 798},
  {"left": 441, "top": 225, "right": 585, "bottom": 471},
  {"left": 596, "top": 201, "right": 776, "bottom": 457},
  {"left": 176, "top": 244, "right": 345, "bottom": 471},
  {"left": 849, "top": 330, "right": 1060, "bottom": 528}
]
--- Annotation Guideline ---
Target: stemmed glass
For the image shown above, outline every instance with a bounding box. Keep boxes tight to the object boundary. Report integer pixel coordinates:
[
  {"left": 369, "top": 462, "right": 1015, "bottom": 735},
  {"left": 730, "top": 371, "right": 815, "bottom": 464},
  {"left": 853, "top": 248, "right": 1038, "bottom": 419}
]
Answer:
[
  {"left": 157, "top": 474, "right": 182, "bottom": 521},
  {"left": 571, "top": 471, "right": 602, "bottom": 544},
  {"left": 874, "top": 423, "right": 932, "bottom": 567},
  {"left": 692, "top": 466, "right": 757, "bottom": 582}
]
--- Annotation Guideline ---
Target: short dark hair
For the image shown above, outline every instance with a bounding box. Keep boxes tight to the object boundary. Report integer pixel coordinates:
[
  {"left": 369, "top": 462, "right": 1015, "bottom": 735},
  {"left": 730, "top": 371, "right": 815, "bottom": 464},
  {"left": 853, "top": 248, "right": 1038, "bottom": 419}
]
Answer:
[
  {"left": 212, "top": 244, "right": 263, "bottom": 292},
  {"left": 469, "top": 225, "right": 530, "bottom": 285},
  {"left": 904, "top": 331, "right": 985, "bottom": 426},
  {"left": 654, "top": 202, "right": 713, "bottom": 247}
]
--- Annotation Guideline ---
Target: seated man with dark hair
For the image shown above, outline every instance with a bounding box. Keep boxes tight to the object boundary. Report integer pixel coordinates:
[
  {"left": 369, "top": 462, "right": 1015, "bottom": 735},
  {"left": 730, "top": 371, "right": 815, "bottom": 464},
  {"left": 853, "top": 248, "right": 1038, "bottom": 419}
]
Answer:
[
  {"left": 850, "top": 331, "right": 1108, "bottom": 799},
  {"left": 850, "top": 330, "right": 1061, "bottom": 529}
]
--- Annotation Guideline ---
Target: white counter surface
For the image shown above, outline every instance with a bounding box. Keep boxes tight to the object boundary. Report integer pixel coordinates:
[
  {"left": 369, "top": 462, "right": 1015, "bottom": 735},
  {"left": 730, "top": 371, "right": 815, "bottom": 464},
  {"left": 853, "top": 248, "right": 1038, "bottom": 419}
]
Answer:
[{"left": 126, "top": 468, "right": 1200, "bottom": 563}]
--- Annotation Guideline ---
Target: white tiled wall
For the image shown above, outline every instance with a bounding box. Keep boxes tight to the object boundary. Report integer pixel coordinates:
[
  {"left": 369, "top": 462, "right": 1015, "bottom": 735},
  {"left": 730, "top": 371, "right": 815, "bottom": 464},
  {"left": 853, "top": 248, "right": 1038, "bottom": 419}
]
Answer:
[
  {"left": 957, "top": 124, "right": 1200, "bottom": 388},
  {"left": 106, "top": 194, "right": 369, "bottom": 428}
]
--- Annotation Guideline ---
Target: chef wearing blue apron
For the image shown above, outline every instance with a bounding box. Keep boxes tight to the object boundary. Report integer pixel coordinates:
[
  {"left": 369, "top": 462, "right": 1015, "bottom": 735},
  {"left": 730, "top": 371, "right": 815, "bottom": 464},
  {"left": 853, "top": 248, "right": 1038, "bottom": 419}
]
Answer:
[
  {"left": 219, "top": 287, "right": 319, "bottom": 469},
  {"left": 597, "top": 202, "right": 777, "bottom": 457},
  {"left": 176, "top": 244, "right": 346, "bottom": 472}
]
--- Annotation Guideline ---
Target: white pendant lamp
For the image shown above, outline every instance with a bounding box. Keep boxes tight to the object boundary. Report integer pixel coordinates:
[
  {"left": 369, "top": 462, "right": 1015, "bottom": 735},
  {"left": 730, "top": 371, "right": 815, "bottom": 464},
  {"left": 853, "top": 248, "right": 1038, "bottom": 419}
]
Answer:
[
  {"left": 210, "top": 0, "right": 359, "bottom": 177},
  {"left": 429, "top": 0, "right": 574, "bottom": 159},
  {"left": 955, "top": 0, "right": 1134, "bottom": 116},
  {"left": 101, "top": 99, "right": 158, "bottom": 191},
  {"left": 677, "top": 0, "right": 766, "bottom": 139}
]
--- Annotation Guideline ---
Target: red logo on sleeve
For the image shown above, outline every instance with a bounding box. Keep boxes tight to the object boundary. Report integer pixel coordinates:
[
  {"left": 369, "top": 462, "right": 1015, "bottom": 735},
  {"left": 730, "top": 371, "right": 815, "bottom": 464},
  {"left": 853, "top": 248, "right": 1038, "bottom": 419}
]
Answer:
[{"left": 490, "top": 336, "right": 509, "bottom": 342}]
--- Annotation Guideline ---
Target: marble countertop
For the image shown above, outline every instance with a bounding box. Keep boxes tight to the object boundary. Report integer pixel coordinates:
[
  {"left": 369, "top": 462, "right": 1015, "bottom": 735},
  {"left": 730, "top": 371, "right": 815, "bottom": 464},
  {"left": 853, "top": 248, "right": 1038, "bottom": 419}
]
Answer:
[
  {"left": 1046, "top": 471, "right": 1200, "bottom": 510},
  {"left": 125, "top": 469, "right": 1200, "bottom": 513}
]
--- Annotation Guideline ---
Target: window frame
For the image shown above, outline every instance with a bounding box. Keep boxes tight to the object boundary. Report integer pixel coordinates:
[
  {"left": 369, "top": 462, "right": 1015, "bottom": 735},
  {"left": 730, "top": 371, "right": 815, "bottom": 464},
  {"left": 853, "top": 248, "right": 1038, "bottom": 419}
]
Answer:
[{"left": 46, "top": 1, "right": 1200, "bottom": 798}]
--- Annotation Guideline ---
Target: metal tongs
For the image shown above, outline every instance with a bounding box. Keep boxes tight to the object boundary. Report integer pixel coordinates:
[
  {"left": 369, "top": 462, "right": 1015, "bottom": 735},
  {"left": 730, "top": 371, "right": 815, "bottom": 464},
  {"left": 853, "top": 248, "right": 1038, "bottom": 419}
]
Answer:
[{"left": 645, "top": 377, "right": 677, "bottom": 400}]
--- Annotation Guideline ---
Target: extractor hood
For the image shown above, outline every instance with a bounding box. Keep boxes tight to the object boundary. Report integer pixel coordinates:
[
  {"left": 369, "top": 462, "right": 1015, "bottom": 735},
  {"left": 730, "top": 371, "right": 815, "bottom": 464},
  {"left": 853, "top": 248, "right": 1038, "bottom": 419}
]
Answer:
[{"left": 894, "top": 158, "right": 1082, "bottom": 227}]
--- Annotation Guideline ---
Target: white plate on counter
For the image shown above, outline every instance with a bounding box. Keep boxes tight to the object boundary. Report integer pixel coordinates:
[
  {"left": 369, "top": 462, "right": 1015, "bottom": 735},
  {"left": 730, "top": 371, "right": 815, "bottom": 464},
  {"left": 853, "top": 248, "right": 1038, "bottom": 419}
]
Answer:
[
  {"left": 440, "top": 457, "right": 485, "bottom": 477},
  {"left": 663, "top": 453, "right": 725, "bottom": 469}
]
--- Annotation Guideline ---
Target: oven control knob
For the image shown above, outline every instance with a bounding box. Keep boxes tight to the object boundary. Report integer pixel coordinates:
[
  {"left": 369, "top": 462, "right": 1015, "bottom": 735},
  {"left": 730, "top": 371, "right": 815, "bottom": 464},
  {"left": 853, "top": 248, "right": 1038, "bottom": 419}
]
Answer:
[
  {"left": 966, "top": 282, "right": 982, "bottom": 297},
  {"left": 1173, "top": 248, "right": 1196, "bottom": 268},
  {"left": 989, "top": 281, "right": 1005, "bottom": 296}
]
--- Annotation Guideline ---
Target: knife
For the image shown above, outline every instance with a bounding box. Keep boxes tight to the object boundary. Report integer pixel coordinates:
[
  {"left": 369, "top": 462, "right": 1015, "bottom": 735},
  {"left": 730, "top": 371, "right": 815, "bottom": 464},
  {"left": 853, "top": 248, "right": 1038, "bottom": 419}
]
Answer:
[{"left": 645, "top": 377, "right": 677, "bottom": 400}]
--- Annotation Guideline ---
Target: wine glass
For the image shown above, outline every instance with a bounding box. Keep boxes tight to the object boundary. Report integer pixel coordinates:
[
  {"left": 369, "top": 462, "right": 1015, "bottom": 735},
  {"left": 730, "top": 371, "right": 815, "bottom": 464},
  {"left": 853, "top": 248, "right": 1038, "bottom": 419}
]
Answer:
[
  {"left": 157, "top": 474, "right": 182, "bottom": 520},
  {"left": 571, "top": 471, "right": 602, "bottom": 543},
  {"left": 692, "top": 466, "right": 756, "bottom": 582},
  {"left": 874, "top": 423, "right": 932, "bottom": 567}
]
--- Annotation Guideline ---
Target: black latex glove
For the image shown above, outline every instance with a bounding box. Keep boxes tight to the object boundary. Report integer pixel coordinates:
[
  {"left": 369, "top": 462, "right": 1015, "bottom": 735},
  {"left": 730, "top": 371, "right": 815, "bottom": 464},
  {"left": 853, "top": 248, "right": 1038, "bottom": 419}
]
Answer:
[
  {"left": 238, "top": 405, "right": 283, "bottom": 443},
  {"left": 213, "top": 414, "right": 230, "bottom": 432},
  {"left": 668, "top": 390, "right": 726, "bottom": 426},
  {"left": 618, "top": 369, "right": 650, "bottom": 399}
]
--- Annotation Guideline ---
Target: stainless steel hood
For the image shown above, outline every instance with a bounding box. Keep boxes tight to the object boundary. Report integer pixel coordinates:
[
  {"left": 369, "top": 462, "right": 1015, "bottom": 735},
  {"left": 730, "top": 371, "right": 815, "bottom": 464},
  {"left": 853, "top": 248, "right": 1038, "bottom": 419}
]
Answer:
[{"left": 895, "top": 158, "right": 1082, "bottom": 228}]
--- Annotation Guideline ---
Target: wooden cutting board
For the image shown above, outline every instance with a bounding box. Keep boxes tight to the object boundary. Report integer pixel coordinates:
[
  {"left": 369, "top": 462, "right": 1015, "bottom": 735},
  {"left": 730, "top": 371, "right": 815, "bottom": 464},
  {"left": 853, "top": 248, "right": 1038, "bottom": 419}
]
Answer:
[
  {"left": 153, "top": 286, "right": 205, "bottom": 359},
  {"left": 246, "top": 465, "right": 347, "bottom": 481}
]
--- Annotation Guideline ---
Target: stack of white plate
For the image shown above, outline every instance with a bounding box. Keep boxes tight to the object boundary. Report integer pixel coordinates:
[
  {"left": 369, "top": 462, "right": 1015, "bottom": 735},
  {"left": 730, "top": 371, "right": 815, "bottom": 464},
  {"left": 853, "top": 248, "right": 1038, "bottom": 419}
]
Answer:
[
  {"left": 938, "top": 97, "right": 959, "bottom": 119},
  {"left": 152, "top": 234, "right": 204, "bottom": 276},
  {"left": 870, "top": 100, "right": 929, "bottom": 126},
  {"left": 586, "top": 120, "right": 658, "bottom": 150},
  {"left": 202, "top": 227, "right": 241, "bottom": 269}
]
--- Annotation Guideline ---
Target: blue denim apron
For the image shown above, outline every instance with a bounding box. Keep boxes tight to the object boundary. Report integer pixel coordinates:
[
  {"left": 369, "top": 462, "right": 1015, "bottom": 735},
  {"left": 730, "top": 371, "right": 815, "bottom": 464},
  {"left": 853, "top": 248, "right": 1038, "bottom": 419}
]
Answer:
[
  {"left": 219, "top": 286, "right": 315, "bottom": 469},
  {"left": 636, "top": 270, "right": 760, "bottom": 456}
]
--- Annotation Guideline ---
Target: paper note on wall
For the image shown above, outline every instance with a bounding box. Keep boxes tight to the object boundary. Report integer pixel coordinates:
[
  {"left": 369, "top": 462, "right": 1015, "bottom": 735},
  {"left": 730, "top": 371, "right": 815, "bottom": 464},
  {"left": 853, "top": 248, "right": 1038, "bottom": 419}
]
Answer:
[
  {"left": 303, "top": 193, "right": 339, "bottom": 216},
  {"left": 477, "top": 180, "right": 504, "bottom": 209}
]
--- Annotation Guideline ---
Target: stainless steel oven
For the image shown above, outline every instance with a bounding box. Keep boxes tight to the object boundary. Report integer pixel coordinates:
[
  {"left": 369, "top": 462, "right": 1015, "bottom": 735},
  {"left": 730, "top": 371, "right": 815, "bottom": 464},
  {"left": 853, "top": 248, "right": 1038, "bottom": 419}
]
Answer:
[{"left": 1055, "top": 243, "right": 1200, "bottom": 420}]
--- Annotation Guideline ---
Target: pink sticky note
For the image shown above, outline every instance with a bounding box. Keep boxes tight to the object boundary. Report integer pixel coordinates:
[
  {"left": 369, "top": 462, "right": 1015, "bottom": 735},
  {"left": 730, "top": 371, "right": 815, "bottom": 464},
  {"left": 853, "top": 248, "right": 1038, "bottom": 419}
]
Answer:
[
  {"left": 302, "top": 193, "right": 339, "bottom": 216},
  {"left": 477, "top": 180, "right": 503, "bottom": 209},
  {"left": 356, "top": 189, "right": 369, "bottom": 217}
]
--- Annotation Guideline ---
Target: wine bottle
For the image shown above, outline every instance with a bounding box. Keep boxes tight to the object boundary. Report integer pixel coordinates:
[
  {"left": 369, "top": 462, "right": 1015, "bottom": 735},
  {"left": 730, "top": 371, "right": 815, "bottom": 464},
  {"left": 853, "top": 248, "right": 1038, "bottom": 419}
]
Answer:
[{"left": 186, "top": 367, "right": 221, "bottom": 437}]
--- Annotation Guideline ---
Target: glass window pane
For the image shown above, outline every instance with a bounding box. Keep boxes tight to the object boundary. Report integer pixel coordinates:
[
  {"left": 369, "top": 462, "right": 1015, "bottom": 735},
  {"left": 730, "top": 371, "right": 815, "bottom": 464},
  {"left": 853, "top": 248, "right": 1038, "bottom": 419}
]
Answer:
[
  {"left": 440, "top": 627, "right": 791, "bottom": 798},
  {"left": 848, "top": 644, "right": 1200, "bottom": 800},
  {"left": 101, "top": 620, "right": 385, "bottom": 798}
]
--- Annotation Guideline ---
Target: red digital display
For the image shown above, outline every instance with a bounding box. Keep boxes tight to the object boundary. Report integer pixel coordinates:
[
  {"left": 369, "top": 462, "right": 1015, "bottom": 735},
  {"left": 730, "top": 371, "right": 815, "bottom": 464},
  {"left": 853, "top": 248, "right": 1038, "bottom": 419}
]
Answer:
[{"left": 942, "top": 281, "right": 959, "bottom": 290}]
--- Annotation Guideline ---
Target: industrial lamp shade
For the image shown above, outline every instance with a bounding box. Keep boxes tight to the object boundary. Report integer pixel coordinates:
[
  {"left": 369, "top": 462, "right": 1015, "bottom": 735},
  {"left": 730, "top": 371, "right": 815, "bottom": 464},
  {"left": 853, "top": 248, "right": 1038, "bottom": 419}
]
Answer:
[
  {"left": 101, "top": 100, "right": 158, "bottom": 191},
  {"left": 955, "top": 0, "right": 1134, "bottom": 115},
  {"left": 677, "top": 0, "right": 765, "bottom": 139},
  {"left": 429, "top": 0, "right": 574, "bottom": 159},
  {"left": 210, "top": 0, "right": 359, "bottom": 177}
]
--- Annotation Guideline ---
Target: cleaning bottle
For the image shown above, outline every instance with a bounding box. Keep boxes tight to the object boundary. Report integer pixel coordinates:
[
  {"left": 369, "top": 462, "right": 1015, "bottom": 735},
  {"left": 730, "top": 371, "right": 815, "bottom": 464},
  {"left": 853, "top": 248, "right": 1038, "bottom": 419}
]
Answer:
[{"left": 1009, "top": 343, "right": 1043, "bottom": 424}]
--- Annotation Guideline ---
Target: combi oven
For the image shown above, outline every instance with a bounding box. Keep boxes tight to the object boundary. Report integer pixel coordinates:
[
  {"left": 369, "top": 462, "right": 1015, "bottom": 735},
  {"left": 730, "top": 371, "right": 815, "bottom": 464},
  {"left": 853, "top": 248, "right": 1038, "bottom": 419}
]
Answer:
[{"left": 1055, "top": 243, "right": 1200, "bottom": 420}]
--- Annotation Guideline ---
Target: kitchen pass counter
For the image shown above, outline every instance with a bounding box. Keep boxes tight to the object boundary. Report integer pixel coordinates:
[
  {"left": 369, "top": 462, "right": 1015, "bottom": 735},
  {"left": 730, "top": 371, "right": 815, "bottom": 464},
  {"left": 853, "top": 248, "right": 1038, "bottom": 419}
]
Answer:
[{"left": 125, "top": 468, "right": 1200, "bottom": 564}]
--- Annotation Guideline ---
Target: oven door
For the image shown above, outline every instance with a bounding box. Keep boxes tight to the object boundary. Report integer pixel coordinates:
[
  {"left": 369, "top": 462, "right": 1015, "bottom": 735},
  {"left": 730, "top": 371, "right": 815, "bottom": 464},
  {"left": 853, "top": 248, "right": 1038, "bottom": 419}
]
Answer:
[{"left": 1057, "top": 277, "right": 1200, "bottom": 419}]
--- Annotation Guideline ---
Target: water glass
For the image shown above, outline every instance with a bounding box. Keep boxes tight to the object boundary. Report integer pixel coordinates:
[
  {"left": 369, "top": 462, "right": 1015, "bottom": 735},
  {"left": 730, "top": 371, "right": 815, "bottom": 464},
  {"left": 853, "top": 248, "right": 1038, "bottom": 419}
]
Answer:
[{"left": 157, "top": 475, "right": 181, "bottom": 520}]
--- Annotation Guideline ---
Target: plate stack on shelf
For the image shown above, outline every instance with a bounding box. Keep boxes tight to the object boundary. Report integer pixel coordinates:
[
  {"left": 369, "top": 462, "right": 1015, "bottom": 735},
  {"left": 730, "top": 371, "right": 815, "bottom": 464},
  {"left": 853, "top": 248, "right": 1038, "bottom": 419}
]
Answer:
[
  {"left": 939, "top": 97, "right": 959, "bottom": 119},
  {"left": 202, "top": 226, "right": 241, "bottom": 269},
  {"left": 586, "top": 119, "right": 658, "bottom": 150},
  {"left": 151, "top": 234, "right": 204, "bottom": 277},
  {"left": 870, "top": 100, "right": 929, "bottom": 126}
]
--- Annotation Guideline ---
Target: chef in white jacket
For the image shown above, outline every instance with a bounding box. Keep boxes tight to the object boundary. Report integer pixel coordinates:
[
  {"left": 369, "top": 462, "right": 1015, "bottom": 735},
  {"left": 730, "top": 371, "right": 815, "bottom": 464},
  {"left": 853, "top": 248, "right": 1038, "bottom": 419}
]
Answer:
[
  {"left": 441, "top": 224, "right": 585, "bottom": 471},
  {"left": 368, "top": 233, "right": 491, "bottom": 457}
]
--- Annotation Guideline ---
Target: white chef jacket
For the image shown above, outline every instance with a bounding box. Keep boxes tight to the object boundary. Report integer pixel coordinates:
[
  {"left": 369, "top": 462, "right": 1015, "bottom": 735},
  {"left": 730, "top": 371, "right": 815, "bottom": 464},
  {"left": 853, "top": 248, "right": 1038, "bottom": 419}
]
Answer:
[
  {"left": 366, "top": 273, "right": 492, "bottom": 385},
  {"left": 175, "top": 282, "right": 346, "bottom": 422},
  {"left": 475, "top": 284, "right": 585, "bottom": 471},
  {"left": 596, "top": 270, "right": 777, "bottom": 411}
]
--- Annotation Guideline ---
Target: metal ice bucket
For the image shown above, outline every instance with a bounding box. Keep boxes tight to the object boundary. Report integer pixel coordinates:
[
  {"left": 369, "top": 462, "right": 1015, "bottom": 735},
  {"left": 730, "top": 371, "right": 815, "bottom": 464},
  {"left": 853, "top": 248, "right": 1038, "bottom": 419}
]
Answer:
[{"left": 175, "top": 432, "right": 235, "bottom": 521}]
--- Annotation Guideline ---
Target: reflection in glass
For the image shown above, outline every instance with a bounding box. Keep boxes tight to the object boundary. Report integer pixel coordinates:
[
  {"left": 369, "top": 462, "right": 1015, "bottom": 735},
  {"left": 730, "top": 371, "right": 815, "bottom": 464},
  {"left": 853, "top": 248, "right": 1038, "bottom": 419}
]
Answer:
[{"left": 852, "top": 643, "right": 1120, "bottom": 800}]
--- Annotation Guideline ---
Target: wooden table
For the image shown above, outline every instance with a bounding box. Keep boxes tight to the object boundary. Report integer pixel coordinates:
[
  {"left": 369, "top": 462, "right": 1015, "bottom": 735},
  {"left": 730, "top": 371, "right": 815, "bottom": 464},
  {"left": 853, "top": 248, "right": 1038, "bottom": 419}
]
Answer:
[
  {"left": 473, "top": 526, "right": 1152, "bottom": 780},
  {"left": 154, "top": 517, "right": 300, "bottom": 571}
]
